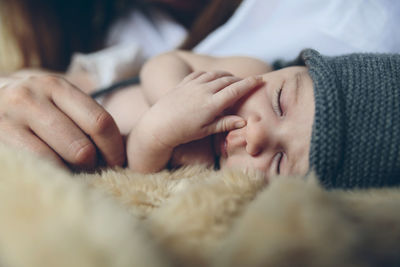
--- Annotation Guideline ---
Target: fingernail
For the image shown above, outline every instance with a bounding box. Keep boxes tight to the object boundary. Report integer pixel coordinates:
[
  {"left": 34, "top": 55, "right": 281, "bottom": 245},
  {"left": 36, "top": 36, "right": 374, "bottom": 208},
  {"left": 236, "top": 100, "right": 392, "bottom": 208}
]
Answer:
[
  {"left": 247, "top": 76, "right": 263, "bottom": 85},
  {"left": 235, "top": 120, "right": 246, "bottom": 128},
  {"left": 255, "top": 76, "right": 264, "bottom": 82}
]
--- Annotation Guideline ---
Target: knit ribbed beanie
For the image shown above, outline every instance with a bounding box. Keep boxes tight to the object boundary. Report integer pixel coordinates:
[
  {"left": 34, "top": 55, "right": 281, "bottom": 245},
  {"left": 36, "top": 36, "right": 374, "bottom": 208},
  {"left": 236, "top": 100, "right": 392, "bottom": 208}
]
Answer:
[{"left": 298, "top": 49, "right": 400, "bottom": 189}]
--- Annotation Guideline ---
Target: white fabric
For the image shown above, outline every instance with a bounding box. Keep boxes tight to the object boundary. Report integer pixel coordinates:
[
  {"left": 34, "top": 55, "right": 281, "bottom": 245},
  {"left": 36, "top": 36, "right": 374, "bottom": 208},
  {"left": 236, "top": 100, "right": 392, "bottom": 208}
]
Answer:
[
  {"left": 106, "top": 9, "right": 187, "bottom": 60},
  {"left": 68, "top": 0, "right": 400, "bottom": 89},
  {"left": 68, "top": 42, "right": 142, "bottom": 88},
  {"left": 195, "top": 0, "right": 400, "bottom": 62},
  {"left": 68, "top": 9, "right": 186, "bottom": 88}
]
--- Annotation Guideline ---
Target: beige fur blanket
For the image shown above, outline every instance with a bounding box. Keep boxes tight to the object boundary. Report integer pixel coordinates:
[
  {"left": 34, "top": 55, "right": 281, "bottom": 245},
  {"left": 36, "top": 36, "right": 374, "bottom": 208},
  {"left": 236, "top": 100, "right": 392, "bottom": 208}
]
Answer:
[{"left": 0, "top": 144, "right": 400, "bottom": 267}]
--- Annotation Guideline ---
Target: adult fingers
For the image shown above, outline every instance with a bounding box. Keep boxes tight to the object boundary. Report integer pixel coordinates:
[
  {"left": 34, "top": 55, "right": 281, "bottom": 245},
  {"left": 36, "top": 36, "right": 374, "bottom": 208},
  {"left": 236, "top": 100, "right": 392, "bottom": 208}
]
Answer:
[
  {"left": 213, "top": 76, "right": 263, "bottom": 112},
  {"left": 0, "top": 75, "right": 100, "bottom": 171},
  {"left": 0, "top": 122, "right": 66, "bottom": 169},
  {"left": 25, "top": 99, "right": 98, "bottom": 170},
  {"left": 41, "top": 76, "right": 125, "bottom": 167}
]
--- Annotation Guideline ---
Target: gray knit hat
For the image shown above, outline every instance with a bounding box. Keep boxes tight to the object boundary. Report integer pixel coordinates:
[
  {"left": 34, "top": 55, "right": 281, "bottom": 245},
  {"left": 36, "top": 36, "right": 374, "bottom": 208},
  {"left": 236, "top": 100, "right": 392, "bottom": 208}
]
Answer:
[{"left": 297, "top": 49, "right": 400, "bottom": 189}]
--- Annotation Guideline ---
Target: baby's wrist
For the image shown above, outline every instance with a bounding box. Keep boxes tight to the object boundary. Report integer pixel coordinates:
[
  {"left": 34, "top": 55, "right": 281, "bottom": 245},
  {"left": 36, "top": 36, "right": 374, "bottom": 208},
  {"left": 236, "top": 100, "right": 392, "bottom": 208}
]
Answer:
[
  {"left": 127, "top": 119, "right": 174, "bottom": 173},
  {"left": 135, "top": 114, "right": 175, "bottom": 154},
  {"left": 144, "top": 103, "right": 186, "bottom": 147}
]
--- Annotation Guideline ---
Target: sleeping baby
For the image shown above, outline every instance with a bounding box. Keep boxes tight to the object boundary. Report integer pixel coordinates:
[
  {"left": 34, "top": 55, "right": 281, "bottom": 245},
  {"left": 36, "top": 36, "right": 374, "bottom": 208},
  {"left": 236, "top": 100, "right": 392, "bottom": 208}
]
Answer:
[{"left": 103, "top": 49, "right": 400, "bottom": 189}]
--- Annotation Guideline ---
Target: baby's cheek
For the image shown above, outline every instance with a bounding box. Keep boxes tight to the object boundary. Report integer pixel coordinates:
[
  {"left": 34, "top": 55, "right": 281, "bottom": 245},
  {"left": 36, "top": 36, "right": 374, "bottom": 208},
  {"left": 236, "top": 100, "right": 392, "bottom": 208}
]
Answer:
[
  {"left": 220, "top": 156, "right": 266, "bottom": 175},
  {"left": 170, "top": 138, "right": 215, "bottom": 168},
  {"left": 220, "top": 156, "right": 246, "bottom": 171}
]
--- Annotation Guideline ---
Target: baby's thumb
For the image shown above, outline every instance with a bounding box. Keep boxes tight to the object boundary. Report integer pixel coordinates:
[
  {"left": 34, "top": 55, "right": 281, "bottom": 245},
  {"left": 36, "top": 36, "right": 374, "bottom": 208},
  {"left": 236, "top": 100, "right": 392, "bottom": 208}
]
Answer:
[{"left": 208, "top": 115, "right": 246, "bottom": 134}]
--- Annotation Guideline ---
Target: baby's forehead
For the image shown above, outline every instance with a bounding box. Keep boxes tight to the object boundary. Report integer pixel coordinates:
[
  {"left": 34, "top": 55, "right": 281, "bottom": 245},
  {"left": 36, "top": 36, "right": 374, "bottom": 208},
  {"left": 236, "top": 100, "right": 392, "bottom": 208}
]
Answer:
[
  {"left": 277, "top": 66, "right": 308, "bottom": 76},
  {"left": 261, "top": 66, "right": 309, "bottom": 82}
]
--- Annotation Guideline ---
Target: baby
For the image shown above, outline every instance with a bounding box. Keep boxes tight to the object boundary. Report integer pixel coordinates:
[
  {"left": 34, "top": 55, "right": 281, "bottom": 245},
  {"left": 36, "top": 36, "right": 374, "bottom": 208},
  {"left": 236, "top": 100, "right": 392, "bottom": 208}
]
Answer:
[
  {"left": 104, "top": 50, "right": 314, "bottom": 180},
  {"left": 103, "top": 49, "right": 400, "bottom": 189}
]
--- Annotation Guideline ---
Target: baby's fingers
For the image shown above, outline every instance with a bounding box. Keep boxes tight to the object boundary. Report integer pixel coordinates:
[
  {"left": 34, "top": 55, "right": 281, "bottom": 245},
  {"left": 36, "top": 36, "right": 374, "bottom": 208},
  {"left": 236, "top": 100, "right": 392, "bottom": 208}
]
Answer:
[
  {"left": 213, "top": 76, "right": 263, "bottom": 111},
  {"left": 179, "top": 71, "right": 206, "bottom": 85},
  {"left": 207, "top": 115, "right": 246, "bottom": 134},
  {"left": 195, "top": 71, "right": 233, "bottom": 83}
]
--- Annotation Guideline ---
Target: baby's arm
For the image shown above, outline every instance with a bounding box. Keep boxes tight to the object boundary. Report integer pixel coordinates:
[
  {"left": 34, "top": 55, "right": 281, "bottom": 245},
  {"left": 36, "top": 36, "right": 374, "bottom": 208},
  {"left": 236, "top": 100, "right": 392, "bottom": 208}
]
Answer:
[
  {"left": 127, "top": 51, "right": 269, "bottom": 173},
  {"left": 127, "top": 71, "right": 263, "bottom": 173},
  {"left": 140, "top": 50, "right": 271, "bottom": 105}
]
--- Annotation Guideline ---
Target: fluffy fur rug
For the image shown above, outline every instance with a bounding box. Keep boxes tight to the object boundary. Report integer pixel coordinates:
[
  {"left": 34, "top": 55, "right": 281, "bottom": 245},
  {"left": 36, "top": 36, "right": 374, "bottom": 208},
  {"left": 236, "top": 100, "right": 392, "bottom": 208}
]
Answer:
[{"left": 0, "top": 144, "right": 400, "bottom": 267}]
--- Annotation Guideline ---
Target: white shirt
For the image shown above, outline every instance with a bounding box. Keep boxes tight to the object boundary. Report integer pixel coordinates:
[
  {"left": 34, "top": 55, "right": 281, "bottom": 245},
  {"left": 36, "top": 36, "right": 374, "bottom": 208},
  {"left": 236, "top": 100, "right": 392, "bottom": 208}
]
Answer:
[
  {"left": 195, "top": 0, "right": 400, "bottom": 62},
  {"left": 68, "top": 0, "right": 400, "bottom": 87}
]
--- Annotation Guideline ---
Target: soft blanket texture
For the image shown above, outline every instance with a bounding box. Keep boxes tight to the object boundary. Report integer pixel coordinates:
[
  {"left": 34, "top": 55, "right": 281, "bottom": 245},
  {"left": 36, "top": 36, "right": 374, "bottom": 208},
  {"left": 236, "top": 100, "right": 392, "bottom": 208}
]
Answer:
[{"left": 1, "top": 144, "right": 400, "bottom": 267}]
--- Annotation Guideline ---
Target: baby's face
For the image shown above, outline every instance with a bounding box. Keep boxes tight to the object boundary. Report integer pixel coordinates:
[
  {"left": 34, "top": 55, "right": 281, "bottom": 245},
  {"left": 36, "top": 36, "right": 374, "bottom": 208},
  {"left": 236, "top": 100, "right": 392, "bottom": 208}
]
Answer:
[{"left": 214, "top": 66, "right": 315, "bottom": 181}]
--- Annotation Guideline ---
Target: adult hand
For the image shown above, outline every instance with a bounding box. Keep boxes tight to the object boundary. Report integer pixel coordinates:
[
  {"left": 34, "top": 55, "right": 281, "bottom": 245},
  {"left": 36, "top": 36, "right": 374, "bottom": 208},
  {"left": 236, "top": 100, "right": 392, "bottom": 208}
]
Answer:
[{"left": 0, "top": 71, "right": 125, "bottom": 171}]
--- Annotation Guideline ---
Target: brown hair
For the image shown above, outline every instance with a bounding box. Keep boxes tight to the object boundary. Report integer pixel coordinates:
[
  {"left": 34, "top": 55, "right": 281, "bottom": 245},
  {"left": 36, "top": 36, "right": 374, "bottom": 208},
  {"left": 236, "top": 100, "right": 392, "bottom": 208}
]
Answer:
[
  {"left": 0, "top": 0, "right": 132, "bottom": 72},
  {"left": 180, "top": 0, "right": 242, "bottom": 50},
  {"left": 0, "top": 0, "right": 242, "bottom": 72}
]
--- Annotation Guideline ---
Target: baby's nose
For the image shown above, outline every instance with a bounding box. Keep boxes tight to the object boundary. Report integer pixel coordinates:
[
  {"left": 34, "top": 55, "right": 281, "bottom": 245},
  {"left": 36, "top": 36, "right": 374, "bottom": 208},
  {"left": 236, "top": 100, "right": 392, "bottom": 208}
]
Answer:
[{"left": 245, "top": 116, "right": 266, "bottom": 156}]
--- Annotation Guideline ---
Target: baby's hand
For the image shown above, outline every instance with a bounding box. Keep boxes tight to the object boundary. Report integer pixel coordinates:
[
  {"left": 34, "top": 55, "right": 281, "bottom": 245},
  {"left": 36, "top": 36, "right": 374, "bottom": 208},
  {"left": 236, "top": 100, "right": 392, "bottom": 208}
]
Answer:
[{"left": 147, "top": 71, "right": 263, "bottom": 148}]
